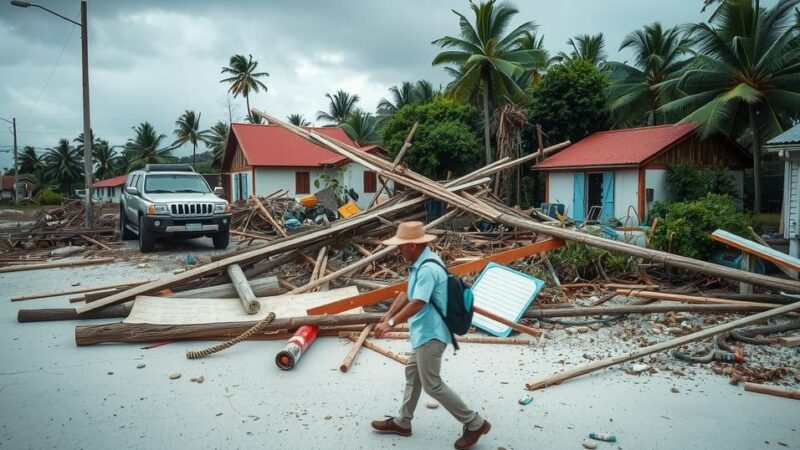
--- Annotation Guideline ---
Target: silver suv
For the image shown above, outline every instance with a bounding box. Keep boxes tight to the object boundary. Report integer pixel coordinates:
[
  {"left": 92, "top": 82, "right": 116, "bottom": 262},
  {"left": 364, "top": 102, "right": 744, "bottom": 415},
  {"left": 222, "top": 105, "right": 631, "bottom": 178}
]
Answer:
[{"left": 119, "top": 164, "right": 231, "bottom": 252}]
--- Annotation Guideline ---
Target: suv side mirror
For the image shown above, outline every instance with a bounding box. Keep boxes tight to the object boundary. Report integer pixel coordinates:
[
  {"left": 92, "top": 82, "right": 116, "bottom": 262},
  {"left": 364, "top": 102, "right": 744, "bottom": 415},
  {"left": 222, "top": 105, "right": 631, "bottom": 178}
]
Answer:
[
  {"left": 213, "top": 186, "right": 224, "bottom": 196},
  {"left": 126, "top": 186, "right": 139, "bottom": 195}
]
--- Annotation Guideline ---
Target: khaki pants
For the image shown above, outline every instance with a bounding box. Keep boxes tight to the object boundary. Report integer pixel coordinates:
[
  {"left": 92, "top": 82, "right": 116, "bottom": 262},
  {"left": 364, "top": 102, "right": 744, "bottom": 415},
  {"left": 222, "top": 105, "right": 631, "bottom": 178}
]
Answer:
[{"left": 394, "top": 339, "right": 484, "bottom": 431}]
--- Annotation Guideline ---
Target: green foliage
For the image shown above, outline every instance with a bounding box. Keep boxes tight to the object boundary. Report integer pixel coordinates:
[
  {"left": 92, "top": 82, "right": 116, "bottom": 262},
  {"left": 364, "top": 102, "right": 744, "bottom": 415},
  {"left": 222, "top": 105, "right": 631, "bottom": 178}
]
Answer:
[
  {"left": 549, "top": 241, "right": 639, "bottom": 280},
  {"left": 649, "top": 194, "right": 755, "bottom": 260},
  {"left": 220, "top": 54, "right": 269, "bottom": 114},
  {"left": 43, "top": 138, "right": 83, "bottom": 196},
  {"left": 379, "top": 97, "right": 482, "bottom": 179},
  {"left": 37, "top": 187, "right": 63, "bottom": 205},
  {"left": 529, "top": 59, "right": 610, "bottom": 144},
  {"left": 317, "top": 90, "right": 360, "bottom": 125},
  {"left": 313, "top": 168, "right": 347, "bottom": 202},
  {"left": 664, "top": 164, "right": 737, "bottom": 202}
]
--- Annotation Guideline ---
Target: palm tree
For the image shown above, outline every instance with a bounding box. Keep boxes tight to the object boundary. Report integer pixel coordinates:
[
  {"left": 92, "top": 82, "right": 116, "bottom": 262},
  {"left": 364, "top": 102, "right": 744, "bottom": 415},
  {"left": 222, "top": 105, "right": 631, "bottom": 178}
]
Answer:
[
  {"left": 207, "top": 121, "right": 230, "bottom": 168},
  {"left": 124, "top": 122, "right": 175, "bottom": 170},
  {"left": 43, "top": 138, "right": 83, "bottom": 195},
  {"left": 172, "top": 110, "right": 212, "bottom": 168},
  {"left": 413, "top": 80, "right": 437, "bottom": 103},
  {"left": 605, "top": 23, "right": 694, "bottom": 128},
  {"left": 556, "top": 33, "right": 607, "bottom": 66},
  {"left": 19, "top": 146, "right": 43, "bottom": 175},
  {"left": 377, "top": 82, "right": 417, "bottom": 116},
  {"left": 220, "top": 54, "right": 269, "bottom": 117},
  {"left": 316, "top": 90, "right": 360, "bottom": 125},
  {"left": 432, "top": 0, "right": 545, "bottom": 165},
  {"left": 92, "top": 139, "right": 119, "bottom": 180},
  {"left": 287, "top": 114, "right": 311, "bottom": 126},
  {"left": 341, "top": 109, "right": 379, "bottom": 145},
  {"left": 515, "top": 31, "right": 552, "bottom": 85},
  {"left": 660, "top": 0, "right": 800, "bottom": 213}
]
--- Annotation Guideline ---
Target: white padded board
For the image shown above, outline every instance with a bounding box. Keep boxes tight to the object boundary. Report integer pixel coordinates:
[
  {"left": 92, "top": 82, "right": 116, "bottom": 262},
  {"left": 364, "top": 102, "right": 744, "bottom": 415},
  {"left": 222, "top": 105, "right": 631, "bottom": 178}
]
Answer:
[{"left": 471, "top": 263, "right": 544, "bottom": 337}]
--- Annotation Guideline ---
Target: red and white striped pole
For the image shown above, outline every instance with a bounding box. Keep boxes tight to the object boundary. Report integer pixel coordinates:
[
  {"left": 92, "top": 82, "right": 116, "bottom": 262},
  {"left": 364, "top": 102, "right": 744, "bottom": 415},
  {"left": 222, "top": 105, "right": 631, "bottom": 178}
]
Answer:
[{"left": 275, "top": 325, "right": 320, "bottom": 370}]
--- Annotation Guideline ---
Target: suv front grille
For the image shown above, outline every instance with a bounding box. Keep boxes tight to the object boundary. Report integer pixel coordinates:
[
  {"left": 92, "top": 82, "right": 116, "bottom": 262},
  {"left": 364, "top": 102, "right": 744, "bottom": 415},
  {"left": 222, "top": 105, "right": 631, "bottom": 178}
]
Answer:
[{"left": 170, "top": 203, "right": 215, "bottom": 216}]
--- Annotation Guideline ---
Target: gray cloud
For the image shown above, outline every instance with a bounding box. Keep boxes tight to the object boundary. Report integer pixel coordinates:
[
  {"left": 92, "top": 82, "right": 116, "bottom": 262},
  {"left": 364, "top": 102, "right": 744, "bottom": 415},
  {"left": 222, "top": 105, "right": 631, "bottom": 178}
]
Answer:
[{"left": 0, "top": 0, "right": 753, "bottom": 170}]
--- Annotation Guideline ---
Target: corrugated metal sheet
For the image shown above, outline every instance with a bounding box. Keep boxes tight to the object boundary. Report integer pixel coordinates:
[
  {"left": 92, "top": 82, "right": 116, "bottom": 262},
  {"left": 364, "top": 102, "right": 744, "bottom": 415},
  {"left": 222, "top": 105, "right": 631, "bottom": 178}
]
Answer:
[{"left": 767, "top": 124, "right": 800, "bottom": 146}]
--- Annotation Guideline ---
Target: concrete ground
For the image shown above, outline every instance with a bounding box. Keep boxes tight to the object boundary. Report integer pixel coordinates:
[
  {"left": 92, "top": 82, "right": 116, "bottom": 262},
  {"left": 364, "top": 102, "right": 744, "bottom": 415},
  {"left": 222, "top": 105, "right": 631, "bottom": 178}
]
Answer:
[{"left": 1, "top": 238, "right": 799, "bottom": 449}]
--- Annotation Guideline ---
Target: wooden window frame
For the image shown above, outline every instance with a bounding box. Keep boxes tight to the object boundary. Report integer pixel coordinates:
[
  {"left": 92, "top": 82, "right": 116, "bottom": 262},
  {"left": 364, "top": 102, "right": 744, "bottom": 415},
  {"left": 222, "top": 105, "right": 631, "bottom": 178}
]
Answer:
[
  {"left": 363, "top": 170, "right": 377, "bottom": 193},
  {"left": 295, "top": 171, "right": 310, "bottom": 195}
]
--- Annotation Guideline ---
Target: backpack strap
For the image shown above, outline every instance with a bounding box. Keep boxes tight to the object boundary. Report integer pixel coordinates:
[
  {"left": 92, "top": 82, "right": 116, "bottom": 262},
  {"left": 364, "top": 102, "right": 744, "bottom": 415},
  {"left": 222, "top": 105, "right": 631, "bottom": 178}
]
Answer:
[{"left": 417, "top": 258, "right": 459, "bottom": 352}]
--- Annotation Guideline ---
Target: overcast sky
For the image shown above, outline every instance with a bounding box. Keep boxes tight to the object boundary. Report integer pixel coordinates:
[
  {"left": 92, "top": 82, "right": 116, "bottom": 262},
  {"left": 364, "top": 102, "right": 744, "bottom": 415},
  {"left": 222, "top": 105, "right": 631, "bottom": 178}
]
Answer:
[{"left": 0, "top": 0, "right": 733, "bottom": 170}]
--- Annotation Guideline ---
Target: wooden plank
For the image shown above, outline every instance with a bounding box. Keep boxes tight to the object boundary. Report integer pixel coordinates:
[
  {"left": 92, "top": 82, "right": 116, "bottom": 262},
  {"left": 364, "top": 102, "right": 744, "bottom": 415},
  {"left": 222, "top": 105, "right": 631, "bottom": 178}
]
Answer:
[
  {"left": 226, "top": 264, "right": 260, "bottom": 314},
  {"left": 777, "top": 335, "right": 800, "bottom": 347},
  {"left": 250, "top": 194, "right": 288, "bottom": 238},
  {"left": 749, "top": 227, "right": 796, "bottom": 278},
  {"left": 79, "top": 234, "right": 112, "bottom": 251},
  {"left": 473, "top": 305, "right": 541, "bottom": 338},
  {"left": 339, "top": 324, "right": 375, "bottom": 372},
  {"left": 712, "top": 229, "right": 800, "bottom": 272},
  {"left": 306, "top": 238, "right": 565, "bottom": 315},
  {"left": 744, "top": 382, "right": 800, "bottom": 400},
  {"left": 10, "top": 279, "right": 152, "bottom": 302},
  {"left": 615, "top": 289, "right": 782, "bottom": 308},
  {"left": 524, "top": 300, "right": 800, "bottom": 391},
  {"left": 340, "top": 331, "right": 535, "bottom": 346},
  {"left": 0, "top": 257, "right": 115, "bottom": 274}
]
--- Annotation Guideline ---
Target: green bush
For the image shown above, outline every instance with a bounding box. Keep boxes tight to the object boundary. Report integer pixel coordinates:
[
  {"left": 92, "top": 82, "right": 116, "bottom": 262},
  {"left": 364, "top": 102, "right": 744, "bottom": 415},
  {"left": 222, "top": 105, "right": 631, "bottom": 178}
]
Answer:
[
  {"left": 665, "top": 164, "right": 737, "bottom": 202},
  {"left": 549, "top": 241, "right": 638, "bottom": 280},
  {"left": 37, "top": 188, "right": 63, "bottom": 205},
  {"left": 649, "top": 194, "right": 755, "bottom": 260}
]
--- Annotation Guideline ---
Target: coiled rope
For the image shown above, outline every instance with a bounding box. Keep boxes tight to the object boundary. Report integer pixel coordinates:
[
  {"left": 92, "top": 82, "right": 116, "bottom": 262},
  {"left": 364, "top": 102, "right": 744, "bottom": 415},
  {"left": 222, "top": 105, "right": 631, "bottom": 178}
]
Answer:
[{"left": 186, "top": 311, "right": 276, "bottom": 360}]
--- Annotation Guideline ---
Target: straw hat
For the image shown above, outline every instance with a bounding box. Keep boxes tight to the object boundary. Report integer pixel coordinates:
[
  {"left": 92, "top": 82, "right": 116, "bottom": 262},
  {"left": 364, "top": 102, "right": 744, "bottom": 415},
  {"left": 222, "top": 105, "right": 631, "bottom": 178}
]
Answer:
[{"left": 382, "top": 221, "right": 437, "bottom": 245}]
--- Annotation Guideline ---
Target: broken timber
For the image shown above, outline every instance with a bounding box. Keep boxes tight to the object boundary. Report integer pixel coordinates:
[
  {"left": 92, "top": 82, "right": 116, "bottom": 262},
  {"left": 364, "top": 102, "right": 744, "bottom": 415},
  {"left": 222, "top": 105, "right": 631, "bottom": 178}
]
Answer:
[
  {"left": 0, "top": 257, "right": 115, "bottom": 274},
  {"left": 226, "top": 264, "right": 260, "bottom": 314},
  {"left": 524, "top": 300, "right": 800, "bottom": 391},
  {"left": 253, "top": 108, "right": 800, "bottom": 294}
]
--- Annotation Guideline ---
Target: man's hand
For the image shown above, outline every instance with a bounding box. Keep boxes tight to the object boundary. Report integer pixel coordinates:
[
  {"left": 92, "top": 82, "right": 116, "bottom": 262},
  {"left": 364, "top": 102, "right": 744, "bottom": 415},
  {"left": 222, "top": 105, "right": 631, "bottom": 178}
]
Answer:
[{"left": 374, "top": 321, "right": 391, "bottom": 339}]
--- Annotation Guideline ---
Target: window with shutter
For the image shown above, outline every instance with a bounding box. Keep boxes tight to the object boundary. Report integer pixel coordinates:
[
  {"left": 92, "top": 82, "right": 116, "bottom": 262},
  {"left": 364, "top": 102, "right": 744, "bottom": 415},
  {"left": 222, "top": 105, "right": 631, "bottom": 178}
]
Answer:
[
  {"left": 363, "top": 171, "right": 377, "bottom": 193},
  {"left": 296, "top": 172, "right": 310, "bottom": 194}
]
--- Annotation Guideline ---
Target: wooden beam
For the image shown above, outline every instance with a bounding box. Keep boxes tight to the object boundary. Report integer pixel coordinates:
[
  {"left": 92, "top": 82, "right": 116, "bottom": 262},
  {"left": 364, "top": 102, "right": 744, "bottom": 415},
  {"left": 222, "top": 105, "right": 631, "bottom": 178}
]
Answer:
[
  {"left": 10, "top": 279, "right": 152, "bottom": 302},
  {"left": 712, "top": 229, "right": 800, "bottom": 272},
  {"left": 744, "top": 382, "right": 800, "bottom": 400},
  {"left": 345, "top": 335, "right": 408, "bottom": 365},
  {"left": 79, "top": 234, "right": 112, "bottom": 251},
  {"left": 748, "top": 227, "right": 796, "bottom": 278},
  {"left": 341, "top": 331, "right": 535, "bottom": 346},
  {"left": 306, "top": 238, "right": 565, "bottom": 315},
  {"left": 250, "top": 194, "right": 288, "bottom": 238},
  {"left": 0, "top": 257, "right": 115, "bottom": 274},
  {"left": 616, "top": 289, "right": 782, "bottom": 308},
  {"left": 226, "top": 264, "right": 260, "bottom": 314},
  {"left": 524, "top": 300, "right": 800, "bottom": 391}
]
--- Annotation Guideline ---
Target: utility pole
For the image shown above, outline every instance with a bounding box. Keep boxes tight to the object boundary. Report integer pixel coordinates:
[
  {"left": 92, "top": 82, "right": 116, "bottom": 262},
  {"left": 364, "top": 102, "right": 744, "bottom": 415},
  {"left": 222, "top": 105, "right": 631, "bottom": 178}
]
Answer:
[{"left": 11, "top": 0, "right": 93, "bottom": 226}]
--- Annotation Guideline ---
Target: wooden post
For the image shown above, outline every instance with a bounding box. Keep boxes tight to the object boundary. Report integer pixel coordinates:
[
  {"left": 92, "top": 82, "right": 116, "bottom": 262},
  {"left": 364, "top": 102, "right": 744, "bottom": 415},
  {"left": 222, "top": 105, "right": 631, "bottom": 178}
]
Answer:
[
  {"left": 367, "top": 122, "right": 418, "bottom": 209},
  {"left": 346, "top": 335, "right": 408, "bottom": 365},
  {"left": 11, "top": 279, "right": 152, "bottom": 302},
  {"left": 739, "top": 253, "right": 754, "bottom": 295},
  {"left": 524, "top": 300, "right": 800, "bottom": 391},
  {"left": 744, "top": 382, "right": 800, "bottom": 400},
  {"left": 339, "top": 324, "right": 375, "bottom": 372},
  {"left": 615, "top": 289, "right": 782, "bottom": 308},
  {"left": 226, "top": 263, "right": 260, "bottom": 314}
]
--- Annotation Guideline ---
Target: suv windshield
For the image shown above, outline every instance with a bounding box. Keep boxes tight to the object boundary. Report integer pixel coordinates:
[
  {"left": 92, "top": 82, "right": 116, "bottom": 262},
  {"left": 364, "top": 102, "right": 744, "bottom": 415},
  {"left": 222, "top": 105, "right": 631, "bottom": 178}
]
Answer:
[{"left": 144, "top": 174, "right": 210, "bottom": 194}]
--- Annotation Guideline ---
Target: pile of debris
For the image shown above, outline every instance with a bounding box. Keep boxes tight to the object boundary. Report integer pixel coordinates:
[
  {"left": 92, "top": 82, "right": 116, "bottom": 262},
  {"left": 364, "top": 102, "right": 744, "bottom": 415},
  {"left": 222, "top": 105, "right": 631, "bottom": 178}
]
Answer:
[{"left": 9, "top": 109, "right": 800, "bottom": 402}]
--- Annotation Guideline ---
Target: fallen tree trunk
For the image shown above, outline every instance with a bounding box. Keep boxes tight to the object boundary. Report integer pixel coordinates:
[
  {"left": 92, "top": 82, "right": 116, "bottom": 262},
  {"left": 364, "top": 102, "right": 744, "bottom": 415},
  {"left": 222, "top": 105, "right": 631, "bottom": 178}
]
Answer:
[
  {"left": 74, "top": 313, "right": 384, "bottom": 345},
  {"left": 524, "top": 300, "right": 800, "bottom": 391},
  {"left": 19, "top": 304, "right": 133, "bottom": 323}
]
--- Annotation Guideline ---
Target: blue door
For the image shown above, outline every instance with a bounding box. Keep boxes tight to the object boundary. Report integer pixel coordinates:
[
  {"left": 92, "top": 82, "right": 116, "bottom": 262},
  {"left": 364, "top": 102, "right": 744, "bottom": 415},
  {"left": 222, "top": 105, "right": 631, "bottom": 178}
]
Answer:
[
  {"left": 600, "top": 172, "right": 615, "bottom": 222},
  {"left": 242, "top": 172, "right": 250, "bottom": 199},
  {"left": 572, "top": 173, "right": 585, "bottom": 221},
  {"left": 233, "top": 174, "right": 241, "bottom": 201}
]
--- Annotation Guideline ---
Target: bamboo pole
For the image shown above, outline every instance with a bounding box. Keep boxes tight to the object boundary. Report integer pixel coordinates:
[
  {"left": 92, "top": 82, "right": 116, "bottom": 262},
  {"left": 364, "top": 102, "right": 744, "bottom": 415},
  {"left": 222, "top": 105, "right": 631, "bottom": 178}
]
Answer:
[
  {"left": 346, "top": 335, "right": 407, "bottom": 365},
  {"left": 744, "top": 382, "right": 800, "bottom": 400},
  {"left": 522, "top": 303, "right": 779, "bottom": 318},
  {"left": 340, "top": 331, "right": 535, "bottom": 346},
  {"left": 524, "top": 300, "right": 800, "bottom": 391},
  {"left": 367, "top": 122, "right": 418, "bottom": 209},
  {"left": 0, "top": 257, "right": 115, "bottom": 274},
  {"left": 339, "top": 324, "right": 375, "bottom": 372},
  {"left": 79, "top": 234, "right": 112, "bottom": 250},
  {"left": 11, "top": 279, "right": 152, "bottom": 302},
  {"left": 616, "top": 289, "right": 783, "bottom": 308},
  {"left": 473, "top": 305, "right": 541, "bottom": 338}
]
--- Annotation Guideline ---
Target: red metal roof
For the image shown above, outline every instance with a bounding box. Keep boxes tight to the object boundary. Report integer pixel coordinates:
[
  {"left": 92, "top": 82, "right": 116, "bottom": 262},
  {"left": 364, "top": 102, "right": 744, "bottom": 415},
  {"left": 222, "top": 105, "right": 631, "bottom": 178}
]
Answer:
[
  {"left": 1, "top": 176, "right": 13, "bottom": 190},
  {"left": 535, "top": 124, "right": 698, "bottom": 170},
  {"left": 91, "top": 174, "right": 127, "bottom": 188},
  {"left": 224, "top": 123, "right": 376, "bottom": 169}
]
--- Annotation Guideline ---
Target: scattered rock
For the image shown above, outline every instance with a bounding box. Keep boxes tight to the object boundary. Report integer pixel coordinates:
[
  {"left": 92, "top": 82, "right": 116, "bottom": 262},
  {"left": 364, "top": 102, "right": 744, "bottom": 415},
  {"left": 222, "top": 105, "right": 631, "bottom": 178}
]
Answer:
[
  {"left": 190, "top": 377, "right": 198, "bottom": 382},
  {"left": 169, "top": 372, "right": 181, "bottom": 380},
  {"left": 324, "top": 415, "right": 332, "bottom": 420},
  {"left": 671, "top": 387, "right": 679, "bottom": 393},
  {"left": 582, "top": 353, "right": 595, "bottom": 361},
  {"left": 582, "top": 439, "right": 598, "bottom": 449},
  {"left": 588, "top": 323, "right": 602, "bottom": 331},
  {"left": 795, "top": 372, "right": 800, "bottom": 383},
  {"left": 565, "top": 328, "right": 577, "bottom": 335},
  {"left": 628, "top": 363, "right": 649, "bottom": 374},
  {"left": 197, "top": 376, "right": 204, "bottom": 384},
  {"left": 576, "top": 326, "right": 590, "bottom": 334},
  {"left": 136, "top": 363, "right": 146, "bottom": 369},
  {"left": 426, "top": 401, "right": 439, "bottom": 409},
  {"left": 107, "top": 372, "right": 114, "bottom": 375}
]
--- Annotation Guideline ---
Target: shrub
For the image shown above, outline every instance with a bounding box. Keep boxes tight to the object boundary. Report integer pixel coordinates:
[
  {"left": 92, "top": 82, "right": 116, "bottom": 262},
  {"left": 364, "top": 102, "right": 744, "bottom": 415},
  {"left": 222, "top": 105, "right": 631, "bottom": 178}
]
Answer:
[
  {"left": 37, "top": 188, "right": 63, "bottom": 205},
  {"left": 649, "top": 194, "right": 755, "bottom": 260},
  {"left": 665, "top": 164, "right": 737, "bottom": 202},
  {"left": 549, "top": 240, "right": 639, "bottom": 280}
]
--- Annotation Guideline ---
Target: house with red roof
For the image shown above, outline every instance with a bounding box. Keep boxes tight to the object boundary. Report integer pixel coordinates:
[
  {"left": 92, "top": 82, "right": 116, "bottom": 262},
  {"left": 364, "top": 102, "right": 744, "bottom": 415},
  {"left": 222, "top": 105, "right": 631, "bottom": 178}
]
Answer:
[
  {"left": 90, "top": 174, "right": 127, "bottom": 203},
  {"left": 534, "top": 124, "right": 751, "bottom": 225},
  {"left": 0, "top": 175, "right": 37, "bottom": 202},
  {"left": 220, "top": 123, "right": 387, "bottom": 208}
]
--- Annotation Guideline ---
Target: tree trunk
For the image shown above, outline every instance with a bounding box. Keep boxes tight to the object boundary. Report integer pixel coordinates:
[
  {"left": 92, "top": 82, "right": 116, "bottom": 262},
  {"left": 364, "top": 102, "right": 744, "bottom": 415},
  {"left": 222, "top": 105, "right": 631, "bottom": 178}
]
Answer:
[
  {"left": 749, "top": 104, "right": 762, "bottom": 213},
  {"left": 192, "top": 142, "right": 196, "bottom": 169},
  {"left": 245, "top": 95, "right": 252, "bottom": 121},
  {"left": 482, "top": 84, "right": 492, "bottom": 166}
]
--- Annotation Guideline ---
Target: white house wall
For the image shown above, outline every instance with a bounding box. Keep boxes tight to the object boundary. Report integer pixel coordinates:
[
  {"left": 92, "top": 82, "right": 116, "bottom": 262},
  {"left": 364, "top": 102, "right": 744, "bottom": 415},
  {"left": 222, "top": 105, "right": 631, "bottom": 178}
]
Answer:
[
  {"left": 614, "top": 169, "right": 640, "bottom": 225},
  {"left": 547, "top": 172, "right": 574, "bottom": 217}
]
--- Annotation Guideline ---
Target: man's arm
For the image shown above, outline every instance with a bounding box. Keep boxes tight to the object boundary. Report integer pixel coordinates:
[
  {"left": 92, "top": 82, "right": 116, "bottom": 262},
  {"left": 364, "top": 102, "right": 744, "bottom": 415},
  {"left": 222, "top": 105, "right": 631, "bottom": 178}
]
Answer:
[
  {"left": 381, "top": 292, "right": 408, "bottom": 322},
  {"left": 375, "top": 298, "right": 424, "bottom": 338}
]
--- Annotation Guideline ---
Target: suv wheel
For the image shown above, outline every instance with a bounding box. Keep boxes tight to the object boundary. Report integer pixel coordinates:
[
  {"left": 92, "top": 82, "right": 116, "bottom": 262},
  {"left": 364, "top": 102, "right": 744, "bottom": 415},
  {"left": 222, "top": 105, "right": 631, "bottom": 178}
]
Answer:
[
  {"left": 119, "top": 206, "right": 135, "bottom": 240},
  {"left": 138, "top": 215, "right": 155, "bottom": 253},
  {"left": 212, "top": 231, "right": 229, "bottom": 250}
]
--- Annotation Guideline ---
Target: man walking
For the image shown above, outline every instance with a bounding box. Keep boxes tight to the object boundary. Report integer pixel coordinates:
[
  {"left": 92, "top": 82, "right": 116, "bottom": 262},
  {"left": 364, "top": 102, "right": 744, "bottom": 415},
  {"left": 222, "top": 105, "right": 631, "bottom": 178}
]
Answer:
[{"left": 370, "top": 221, "right": 491, "bottom": 449}]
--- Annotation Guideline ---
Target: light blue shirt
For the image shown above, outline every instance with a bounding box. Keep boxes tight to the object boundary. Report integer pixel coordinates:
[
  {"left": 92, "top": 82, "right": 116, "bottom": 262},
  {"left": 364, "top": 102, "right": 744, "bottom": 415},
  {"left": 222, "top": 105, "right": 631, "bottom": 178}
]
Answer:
[{"left": 407, "top": 246, "right": 451, "bottom": 348}]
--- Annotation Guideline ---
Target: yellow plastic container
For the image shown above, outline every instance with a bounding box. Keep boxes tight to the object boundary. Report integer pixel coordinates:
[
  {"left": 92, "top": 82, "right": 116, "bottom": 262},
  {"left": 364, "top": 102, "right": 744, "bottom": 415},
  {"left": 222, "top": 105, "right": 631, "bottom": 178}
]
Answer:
[
  {"left": 299, "top": 195, "right": 318, "bottom": 207},
  {"left": 338, "top": 201, "right": 360, "bottom": 218}
]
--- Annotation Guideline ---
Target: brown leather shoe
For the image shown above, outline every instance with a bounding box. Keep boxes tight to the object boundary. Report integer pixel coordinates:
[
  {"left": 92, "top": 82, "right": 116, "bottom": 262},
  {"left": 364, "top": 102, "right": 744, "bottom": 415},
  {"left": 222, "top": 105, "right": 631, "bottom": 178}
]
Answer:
[
  {"left": 371, "top": 417, "right": 412, "bottom": 437},
  {"left": 454, "top": 420, "right": 491, "bottom": 449}
]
